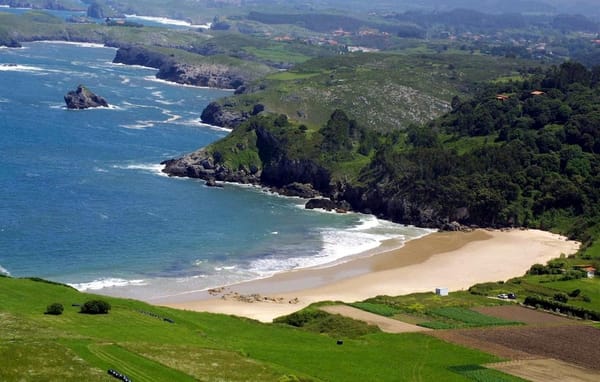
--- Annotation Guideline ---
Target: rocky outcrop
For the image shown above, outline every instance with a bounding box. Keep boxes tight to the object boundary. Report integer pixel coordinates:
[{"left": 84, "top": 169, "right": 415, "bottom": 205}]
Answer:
[
  {"left": 64, "top": 85, "right": 108, "bottom": 109},
  {"left": 305, "top": 198, "right": 350, "bottom": 212},
  {"left": 157, "top": 62, "right": 245, "bottom": 89},
  {"left": 200, "top": 101, "right": 249, "bottom": 128},
  {"left": 272, "top": 182, "right": 319, "bottom": 198},
  {"left": 113, "top": 46, "right": 251, "bottom": 90},
  {"left": 161, "top": 149, "right": 261, "bottom": 185},
  {"left": 0, "top": 37, "right": 21, "bottom": 48},
  {"left": 113, "top": 46, "right": 170, "bottom": 69}
]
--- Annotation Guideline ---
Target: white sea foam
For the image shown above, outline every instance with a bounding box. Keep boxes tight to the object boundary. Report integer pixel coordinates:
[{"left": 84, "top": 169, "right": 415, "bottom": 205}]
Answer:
[
  {"left": 214, "top": 265, "right": 237, "bottom": 272},
  {"left": 173, "top": 118, "right": 232, "bottom": 132},
  {"left": 143, "top": 76, "right": 235, "bottom": 91},
  {"left": 0, "top": 264, "right": 10, "bottom": 276},
  {"left": 165, "top": 113, "right": 181, "bottom": 123},
  {"left": 124, "top": 14, "right": 211, "bottom": 29},
  {"left": 111, "top": 62, "right": 157, "bottom": 71},
  {"left": 112, "top": 163, "right": 168, "bottom": 177},
  {"left": 155, "top": 99, "right": 183, "bottom": 106},
  {"left": 69, "top": 278, "right": 147, "bottom": 291},
  {"left": 33, "top": 40, "right": 109, "bottom": 49},
  {"left": 247, "top": 216, "right": 434, "bottom": 277},
  {"left": 120, "top": 121, "right": 155, "bottom": 129},
  {"left": 0, "top": 64, "right": 46, "bottom": 73}
]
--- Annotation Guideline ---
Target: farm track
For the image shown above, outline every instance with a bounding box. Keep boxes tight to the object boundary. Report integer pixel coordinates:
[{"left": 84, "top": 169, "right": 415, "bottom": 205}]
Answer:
[{"left": 320, "top": 305, "right": 432, "bottom": 333}]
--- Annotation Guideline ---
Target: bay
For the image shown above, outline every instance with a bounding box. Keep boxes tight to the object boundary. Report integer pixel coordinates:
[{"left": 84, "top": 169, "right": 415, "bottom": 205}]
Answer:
[{"left": 0, "top": 42, "right": 430, "bottom": 299}]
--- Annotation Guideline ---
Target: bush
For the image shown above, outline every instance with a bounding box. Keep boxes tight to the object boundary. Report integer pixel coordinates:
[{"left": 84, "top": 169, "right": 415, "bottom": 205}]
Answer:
[
  {"left": 554, "top": 292, "right": 569, "bottom": 303},
  {"left": 569, "top": 288, "right": 581, "bottom": 297},
  {"left": 45, "top": 303, "right": 64, "bottom": 315},
  {"left": 80, "top": 300, "right": 111, "bottom": 314},
  {"left": 524, "top": 295, "right": 600, "bottom": 320}
]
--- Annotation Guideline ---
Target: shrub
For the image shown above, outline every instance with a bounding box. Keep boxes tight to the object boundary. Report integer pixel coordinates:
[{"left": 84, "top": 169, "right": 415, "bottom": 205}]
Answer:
[
  {"left": 45, "top": 303, "right": 64, "bottom": 315},
  {"left": 582, "top": 295, "right": 592, "bottom": 303},
  {"left": 569, "top": 289, "right": 581, "bottom": 297},
  {"left": 553, "top": 292, "right": 569, "bottom": 303},
  {"left": 80, "top": 300, "right": 111, "bottom": 314},
  {"left": 523, "top": 295, "right": 600, "bottom": 320}
]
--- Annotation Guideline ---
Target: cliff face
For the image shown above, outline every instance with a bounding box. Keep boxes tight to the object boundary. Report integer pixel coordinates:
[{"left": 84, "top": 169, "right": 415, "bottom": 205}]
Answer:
[{"left": 113, "top": 46, "right": 251, "bottom": 90}]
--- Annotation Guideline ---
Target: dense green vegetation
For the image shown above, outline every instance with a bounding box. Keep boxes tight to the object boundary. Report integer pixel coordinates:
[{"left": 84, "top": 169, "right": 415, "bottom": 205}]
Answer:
[{"left": 0, "top": 276, "right": 520, "bottom": 381}]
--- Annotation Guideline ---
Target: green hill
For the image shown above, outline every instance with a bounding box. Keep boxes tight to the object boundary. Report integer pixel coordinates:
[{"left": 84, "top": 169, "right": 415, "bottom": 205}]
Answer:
[{"left": 203, "top": 52, "right": 534, "bottom": 132}]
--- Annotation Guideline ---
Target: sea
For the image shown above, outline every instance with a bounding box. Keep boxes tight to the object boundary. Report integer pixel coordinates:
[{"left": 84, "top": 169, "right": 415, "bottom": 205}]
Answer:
[{"left": 0, "top": 41, "right": 431, "bottom": 300}]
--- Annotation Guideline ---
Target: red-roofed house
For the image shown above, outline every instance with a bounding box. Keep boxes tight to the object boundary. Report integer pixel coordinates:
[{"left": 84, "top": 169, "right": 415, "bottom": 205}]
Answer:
[{"left": 583, "top": 267, "right": 596, "bottom": 278}]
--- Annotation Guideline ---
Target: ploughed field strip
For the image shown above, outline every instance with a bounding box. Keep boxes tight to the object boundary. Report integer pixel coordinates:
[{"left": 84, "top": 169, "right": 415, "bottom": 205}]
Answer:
[
  {"left": 320, "top": 305, "right": 432, "bottom": 333},
  {"left": 486, "top": 358, "right": 600, "bottom": 382},
  {"left": 429, "top": 324, "right": 600, "bottom": 371},
  {"left": 472, "top": 305, "right": 585, "bottom": 326}
]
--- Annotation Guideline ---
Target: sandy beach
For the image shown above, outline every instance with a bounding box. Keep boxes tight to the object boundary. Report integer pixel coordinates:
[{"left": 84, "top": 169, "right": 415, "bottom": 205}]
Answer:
[{"left": 157, "top": 229, "right": 580, "bottom": 322}]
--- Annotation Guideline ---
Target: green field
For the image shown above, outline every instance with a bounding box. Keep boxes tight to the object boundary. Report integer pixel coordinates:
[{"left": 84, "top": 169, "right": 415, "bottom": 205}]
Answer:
[
  {"left": 0, "top": 276, "right": 522, "bottom": 381},
  {"left": 351, "top": 292, "right": 521, "bottom": 329}
]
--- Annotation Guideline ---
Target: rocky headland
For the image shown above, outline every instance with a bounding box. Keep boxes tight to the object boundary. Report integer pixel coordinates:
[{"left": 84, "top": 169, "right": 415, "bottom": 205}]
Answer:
[
  {"left": 64, "top": 85, "right": 109, "bottom": 109},
  {"left": 113, "top": 46, "right": 253, "bottom": 89},
  {"left": 161, "top": 120, "right": 469, "bottom": 230}
]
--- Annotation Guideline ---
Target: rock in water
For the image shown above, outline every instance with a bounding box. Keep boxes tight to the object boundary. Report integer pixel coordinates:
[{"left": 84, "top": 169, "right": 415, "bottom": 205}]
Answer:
[{"left": 64, "top": 85, "right": 109, "bottom": 109}]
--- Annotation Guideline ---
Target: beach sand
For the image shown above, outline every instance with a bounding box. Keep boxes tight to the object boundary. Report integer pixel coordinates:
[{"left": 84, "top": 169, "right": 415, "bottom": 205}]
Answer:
[{"left": 156, "top": 229, "right": 580, "bottom": 322}]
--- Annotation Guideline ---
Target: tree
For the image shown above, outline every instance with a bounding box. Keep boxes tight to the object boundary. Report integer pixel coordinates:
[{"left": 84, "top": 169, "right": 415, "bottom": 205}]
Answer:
[
  {"left": 45, "top": 303, "right": 64, "bottom": 315},
  {"left": 80, "top": 300, "right": 111, "bottom": 314}
]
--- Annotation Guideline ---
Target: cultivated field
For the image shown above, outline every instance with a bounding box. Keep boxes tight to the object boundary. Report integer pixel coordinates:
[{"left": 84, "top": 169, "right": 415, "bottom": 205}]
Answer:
[{"left": 472, "top": 305, "right": 582, "bottom": 326}]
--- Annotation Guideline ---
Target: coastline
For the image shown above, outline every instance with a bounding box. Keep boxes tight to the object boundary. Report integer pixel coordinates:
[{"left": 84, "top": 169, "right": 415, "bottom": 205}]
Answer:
[{"left": 156, "top": 229, "right": 580, "bottom": 322}]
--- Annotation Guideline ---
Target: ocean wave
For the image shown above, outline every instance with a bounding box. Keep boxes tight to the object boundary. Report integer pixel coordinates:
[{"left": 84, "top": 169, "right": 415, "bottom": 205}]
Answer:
[
  {"left": 120, "top": 121, "right": 155, "bottom": 129},
  {"left": 143, "top": 76, "right": 235, "bottom": 91},
  {"left": 172, "top": 118, "right": 232, "bottom": 132},
  {"left": 0, "top": 64, "right": 47, "bottom": 73},
  {"left": 32, "top": 41, "right": 110, "bottom": 49},
  {"left": 110, "top": 62, "right": 157, "bottom": 71},
  {"left": 155, "top": 99, "right": 183, "bottom": 106},
  {"left": 69, "top": 278, "right": 147, "bottom": 291},
  {"left": 112, "top": 163, "right": 168, "bottom": 177},
  {"left": 248, "top": 215, "right": 433, "bottom": 277},
  {"left": 0, "top": 264, "right": 10, "bottom": 276}
]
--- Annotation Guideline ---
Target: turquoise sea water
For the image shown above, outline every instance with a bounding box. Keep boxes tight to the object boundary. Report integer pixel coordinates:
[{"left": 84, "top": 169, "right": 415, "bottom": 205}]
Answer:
[{"left": 0, "top": 42, "right": 430, "bottom": 299}]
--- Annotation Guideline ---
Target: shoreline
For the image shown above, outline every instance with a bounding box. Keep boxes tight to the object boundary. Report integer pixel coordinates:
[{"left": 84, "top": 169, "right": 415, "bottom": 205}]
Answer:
[{"left": 155, "top": 229, "right": 580, "bottom": 322}]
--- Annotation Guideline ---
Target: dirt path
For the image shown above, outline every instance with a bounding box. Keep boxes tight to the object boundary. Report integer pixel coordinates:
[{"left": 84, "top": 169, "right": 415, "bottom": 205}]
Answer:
[
  {"left": 487, "top": 358, "right": 600, "bottom": 382},
  {"left": 320, "top": 305, "right": 431, "bottom": 333}
]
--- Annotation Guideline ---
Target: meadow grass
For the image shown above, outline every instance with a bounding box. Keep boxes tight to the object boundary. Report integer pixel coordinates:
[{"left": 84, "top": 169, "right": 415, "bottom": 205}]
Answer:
[{"left": 0, "top": 277, "right": 520, "bottom": 381}]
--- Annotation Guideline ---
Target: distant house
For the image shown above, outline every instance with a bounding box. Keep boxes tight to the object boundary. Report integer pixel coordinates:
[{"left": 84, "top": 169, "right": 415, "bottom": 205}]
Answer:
[
  {"left": 496, "top": 94, "right": 510, "bottom": 101},
  {"left": 435, "top": 287, "right": 449, "bottom": 296},
  {"left": 530, "top": 90, "right": 545, "bottom": 96},
  {"left": 583, "top": 267, "right": 596, "bottom": 278}
]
